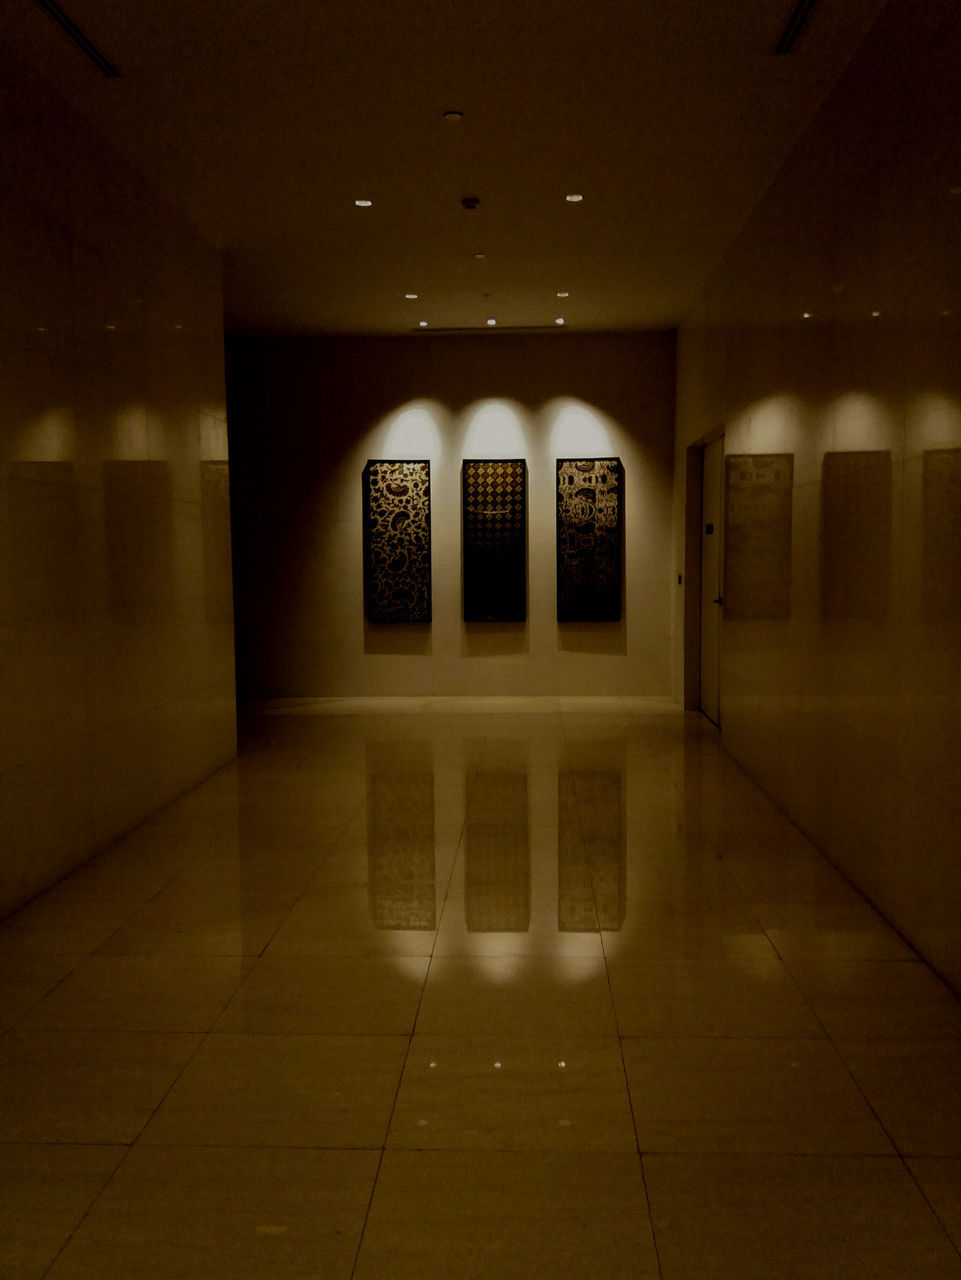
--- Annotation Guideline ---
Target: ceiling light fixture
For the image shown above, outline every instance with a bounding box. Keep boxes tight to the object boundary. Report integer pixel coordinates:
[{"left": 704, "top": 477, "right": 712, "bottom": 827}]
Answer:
[
  {"left": 442, "top": 110, "right": 464, "bottom": 122},
  {"left": 871, "top": 310, "right": 881, "bottom": 317},
  {"left": 473, "top": 252, "right": 486, "bottom": 260},
  {"left": 555, "top": 317, "right": 565, "bottom": 325},
  {"left": 418, "top": 321, "right": 429, "bottom": 328},
  {"left": 557, "top": 291, "right": 569, "bottom": 298},
  {"left": 802, "top": 311, "right": 812, "bottom": 319},
  {"left": 486, "top": 318, "right": 497, "bottom": 326},
  {"left": 565, "top": 193, "right": 583, "bottom": 203},
  {"left": 404, "top": 293, "right": 418, "bottom": 300},
  {"left": 354, "top": 199, "right": 373, "bottom": 207}
]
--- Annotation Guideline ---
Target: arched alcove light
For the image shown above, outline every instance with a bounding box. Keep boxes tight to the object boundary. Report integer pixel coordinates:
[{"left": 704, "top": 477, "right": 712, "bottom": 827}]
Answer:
[
  {"left": 112, "top": 404, "right": 154, "bottom": 459},
  {"left": 461, "top": 399, "right": 527, "bottom": 458},
  {"left": 831, "top": 392, "right": 900, "bottom": 452},
  {"left": 200, "top": 418, "right": 229, "bottom": 462},
  {"left": 546, "top": 398, "right": 615, "bottom": 457},
  {"left": 16, "top": 409, "right": 75, "bottom": 461},
  {"left": 380, "top": 399, "right": 446, "bottom": 459},
  {"left": 906, "top": 392, "right": 961, "bottom": 453},
  {"left": 744, "top": 395, "right": 804, "bottom": 453}
]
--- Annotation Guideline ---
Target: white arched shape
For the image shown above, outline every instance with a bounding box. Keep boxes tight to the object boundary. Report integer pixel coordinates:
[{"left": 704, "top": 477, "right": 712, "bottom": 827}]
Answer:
[
  {"left": 380, "top": 400, "right": 446, "bottom": 460},
  {"left": 461, "top": 399, "right": 527, "bottom": 458},
  {"left": 546, "top": 398, "right": 615, "bottom": 458}
]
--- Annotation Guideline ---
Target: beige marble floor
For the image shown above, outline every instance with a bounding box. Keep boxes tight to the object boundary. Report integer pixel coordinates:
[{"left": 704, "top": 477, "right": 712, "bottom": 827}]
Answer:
[{"left": 1, "top": 700, "right": 960, "bottom": 1278}]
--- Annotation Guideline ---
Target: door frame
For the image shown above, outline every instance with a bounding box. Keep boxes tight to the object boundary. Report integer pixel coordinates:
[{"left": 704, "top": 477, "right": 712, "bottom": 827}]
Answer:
[{"left": 683, "top": 426, "right": 725, "bottom": 714}]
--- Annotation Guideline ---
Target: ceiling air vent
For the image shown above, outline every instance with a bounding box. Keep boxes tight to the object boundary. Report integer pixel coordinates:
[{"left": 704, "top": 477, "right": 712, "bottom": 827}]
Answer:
[
  {"left": 776, "top": 0, "right": 819, "bottom": 54},
  {"left": 33, "top": 0, "right": 121, "bottom": 77}
]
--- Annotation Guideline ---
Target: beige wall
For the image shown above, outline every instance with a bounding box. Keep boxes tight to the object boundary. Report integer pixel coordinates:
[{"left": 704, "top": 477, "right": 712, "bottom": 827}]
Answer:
[
  {"left": 0, "top": 44, "right": 237, "bottom": 915},
  {"left": 228, "top": 331, "right": 675, "bottom": 698},
  {"left": 673, "top": 0, "right": 961, "bottom": 989}
]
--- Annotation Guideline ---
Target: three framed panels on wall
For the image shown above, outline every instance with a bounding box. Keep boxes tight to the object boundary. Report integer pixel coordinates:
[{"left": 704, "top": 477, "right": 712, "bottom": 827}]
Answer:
[{"left": 362, "top": 457, "right": 624, "bottom": 624}]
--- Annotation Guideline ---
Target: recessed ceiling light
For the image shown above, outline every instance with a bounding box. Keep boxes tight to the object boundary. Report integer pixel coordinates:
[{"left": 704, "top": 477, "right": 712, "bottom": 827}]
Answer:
[
  {"left": 354, "top": 199, "right": 373, "bottom": 207},
  {"left": 802, "top": 312, "right": 812, "bottom": 319},
  {"left": 556, "top": 291, "right": 569, "bottom": 298},
  {"left": 404, "top": 293, "right": 418, "bottom": 300},
  {"left": 555, "top": 317, "right": 565, "bottom": 325},
  {"left": 473, "top": 252, "right": 486, "bottom": 260},
  {"left": 105, "top": 323, "right": 117, "bottom": 330},
  {"left": 418, "top": 321, "right": 429, "bottom": 327},
  {"left": 871, "top": 310, "right": 881, "bottom": 317},
  {"left": 486, "top": 317, "right": 497, "bottom": 326},
  {"left": 442, "top": 110, "right": 463, "bottom": 121},
  {"left": 565, "top": 193, "right": 583, "bottom": 202}
]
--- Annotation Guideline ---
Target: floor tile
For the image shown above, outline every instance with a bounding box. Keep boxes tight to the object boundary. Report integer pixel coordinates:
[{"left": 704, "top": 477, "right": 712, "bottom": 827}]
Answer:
[
  {"left": 354, "top": 1150, "right": 658, "bottom": 1279},
  {"left": 414, "top": 955, "right": 617, "bottom": 1036},
  {"left": 19, "top": 956, "right": 253, "bottom": 1032},
  {"left": 140, "top": 1033, "right": 408, "bottom": 1148},
  {"left": 266, "top": 886, "right": 438, "bottom": 957},
  {"left": 0, "top": 1143, "right": 125, "bottom": 1280},
  {"left": 645, "top": 1154, "right": 961, "bottom": 1278},
  {"left": 785, "top": 959, "right": 961, "bottom": 1039},
  {"left": 753, "top": 900, "right": 914, "bottom": 962},
  {"left": 837, "top": 1040, "right": 961, "bottom": 1155},
  {"left": 214, "top": 954, "right": 428, "bottom": 1034},
  {"left": 45, "top": 1146, "right": 378, "bottom": 1280},
  {"left": 388, "top": 1035, "right": 636, "bottom": 1151},
  {"left": 908, "top": 1159, "right": 961, "bottom": 1252},
  {"left": 0, "top": 898, "right": 136, "bottom": 956},
  {"left": 623, "top": 1037, "right": 893, "bottom": 1154},
  {"left": 608, "top": 940, "right": 823, "bottom": 1038},
  {"left": 0, "top": 1030, "right": 201, "bottom": 1143},
  {"left": 0, "top": 981, "right": 49, "bottom": 1031},
  {"left": 95, "top": 886, "right": 293, "bottom": 957}
]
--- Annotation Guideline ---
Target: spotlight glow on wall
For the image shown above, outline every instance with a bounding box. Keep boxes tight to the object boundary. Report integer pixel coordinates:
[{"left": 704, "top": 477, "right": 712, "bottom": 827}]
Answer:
[
  {"left": 547, "top": 398, "right": 615, "bottom": 456},
  {"left": 462, "top": 400, "right": 527, "bottom": 457}
]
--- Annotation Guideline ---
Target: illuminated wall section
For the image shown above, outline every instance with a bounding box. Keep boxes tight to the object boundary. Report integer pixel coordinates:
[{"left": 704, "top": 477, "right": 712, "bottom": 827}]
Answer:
[
  {"left": 228, "top": 331, "right": 676, "bottom": 700},
  {"left": 673, "top": 0, "right": 961, "bottom": 988},
  {"left": 0, "top": 45, "right": 236, "bottom": 915}
]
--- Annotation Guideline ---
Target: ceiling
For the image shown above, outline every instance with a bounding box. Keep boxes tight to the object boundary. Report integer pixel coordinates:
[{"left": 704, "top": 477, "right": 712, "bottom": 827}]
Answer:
[{"left": 2, "top": 0, "right": 889, "bottom": 334}]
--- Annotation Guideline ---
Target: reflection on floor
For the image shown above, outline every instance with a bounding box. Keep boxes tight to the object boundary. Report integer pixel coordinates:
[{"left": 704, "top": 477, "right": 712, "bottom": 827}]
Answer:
[{"left": 2, "top": 698, "right": 960, "bottom": 1279}]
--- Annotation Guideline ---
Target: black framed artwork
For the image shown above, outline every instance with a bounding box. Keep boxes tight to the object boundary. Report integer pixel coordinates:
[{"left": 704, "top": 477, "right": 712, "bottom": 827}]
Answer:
[
  {"left": 362, "top": 460, "right": 432, "bottom": 623},
  {"left": 556, "top": 457, "right": 623, "bottom": 622},
  {"left": 462, "top": 458, "right": 527, "bottom": 622}
]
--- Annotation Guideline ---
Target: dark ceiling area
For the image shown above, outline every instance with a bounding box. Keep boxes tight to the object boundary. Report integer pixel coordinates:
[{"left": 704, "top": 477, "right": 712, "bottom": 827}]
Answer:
[{"left": 2, "top": 0, "right": 890, "bottom": 334}]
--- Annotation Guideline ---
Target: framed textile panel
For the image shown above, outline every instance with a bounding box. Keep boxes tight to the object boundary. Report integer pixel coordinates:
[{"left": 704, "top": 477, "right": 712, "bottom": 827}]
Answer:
[
  {"left": 723, "top": 454, "right": 794, "bottom": 620},
  {"left": 922, "top": 448, "right": 961, "bottom": 622},
  {"left": 556, "top": 458, "right": 623, "bottom": 622},
  {"left": 462, "top": 459, "right": 527, "bottom": 622},
  {"left": 362, "top": 460, "right": 431, "bottom": 623},
  {"left": 820, "top": 451, "right": 891, "bottom": 621}
]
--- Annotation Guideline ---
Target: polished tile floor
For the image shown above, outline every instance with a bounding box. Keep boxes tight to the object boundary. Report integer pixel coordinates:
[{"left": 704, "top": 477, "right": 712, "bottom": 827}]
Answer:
[{"left": 2, "top": 698, "right": 960, "bottom": 1278}]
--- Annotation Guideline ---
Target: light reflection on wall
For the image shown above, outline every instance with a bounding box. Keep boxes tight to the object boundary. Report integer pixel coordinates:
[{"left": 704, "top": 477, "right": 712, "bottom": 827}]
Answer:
[
  {"left": 380, "top": 400, "right": 446, "bottom": 460},
  {"left": 112, "top": 404, "right": 154, "bottom": 459},
  {"left": 546, "top": 398, "right": 615, "bottom": 457},
  {"left": 907, "top": 393, "right": 961, "bottom": 453},
  {"left": 831, "top": 392, "right": 900, "bottom": 452},
  {"left": 744, "top": 395, "right": 802, "bottom": 454},
  {"left": 15, "top": 410, "right": 76, "bottom": 461},
  {"left": 461, "top": 400, "right": 527, "bottom": 458}
]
